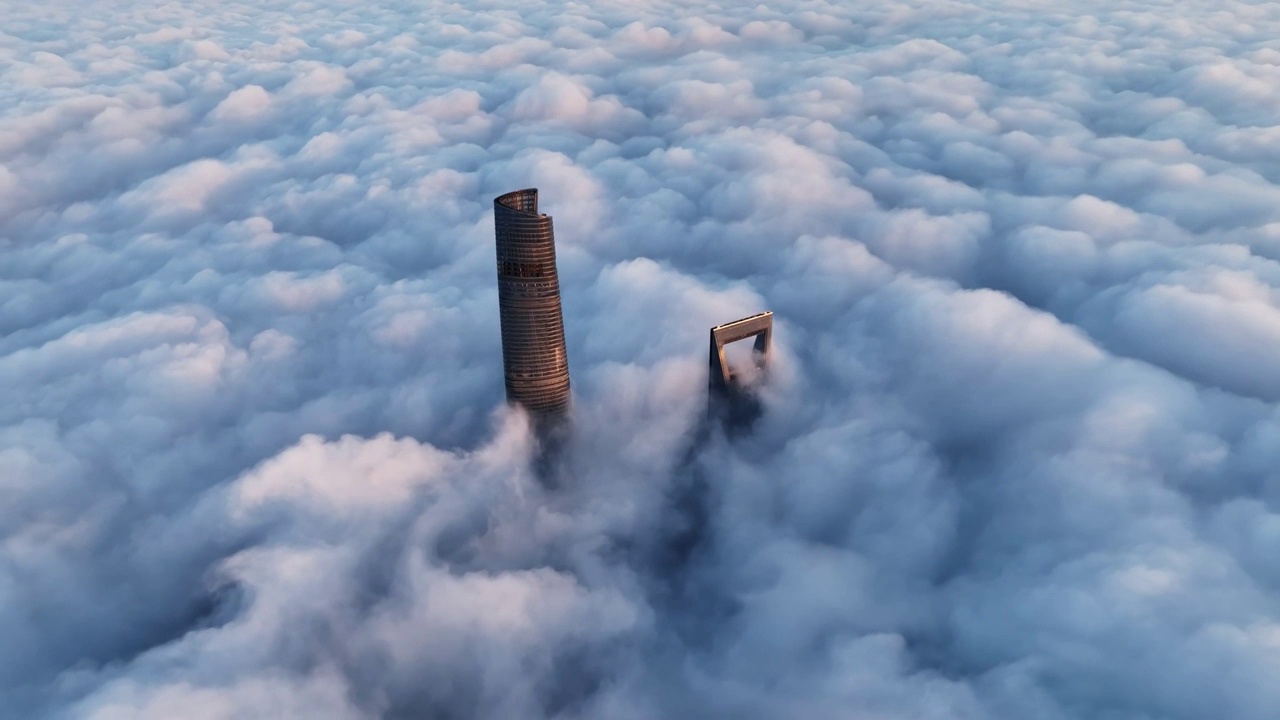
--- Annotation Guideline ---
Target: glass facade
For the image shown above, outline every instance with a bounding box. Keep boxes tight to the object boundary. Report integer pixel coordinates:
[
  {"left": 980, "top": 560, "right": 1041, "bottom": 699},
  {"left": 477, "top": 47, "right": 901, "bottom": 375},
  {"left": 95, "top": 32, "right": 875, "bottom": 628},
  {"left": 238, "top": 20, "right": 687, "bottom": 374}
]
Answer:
[{"left": 494, "top": 189, "right": 571, "bottom": 421}]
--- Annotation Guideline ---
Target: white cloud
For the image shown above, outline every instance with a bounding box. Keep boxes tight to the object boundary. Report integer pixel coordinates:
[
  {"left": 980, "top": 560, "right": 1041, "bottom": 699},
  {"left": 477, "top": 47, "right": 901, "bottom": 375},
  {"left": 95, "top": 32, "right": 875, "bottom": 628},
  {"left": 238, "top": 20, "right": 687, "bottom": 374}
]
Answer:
[
  {"left": 4, "top": 0, "right": 1280, "bottom": 718},
  {"left": 209, "top": 85, "right": 273, "bottom": 123}
]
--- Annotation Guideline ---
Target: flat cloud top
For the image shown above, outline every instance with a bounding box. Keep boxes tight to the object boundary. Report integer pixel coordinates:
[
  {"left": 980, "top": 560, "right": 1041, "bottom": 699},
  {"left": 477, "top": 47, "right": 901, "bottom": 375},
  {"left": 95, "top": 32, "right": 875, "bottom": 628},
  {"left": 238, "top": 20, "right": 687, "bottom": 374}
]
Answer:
[{"left": 4, "top": 0, "right": 1280, "bottom": 718}]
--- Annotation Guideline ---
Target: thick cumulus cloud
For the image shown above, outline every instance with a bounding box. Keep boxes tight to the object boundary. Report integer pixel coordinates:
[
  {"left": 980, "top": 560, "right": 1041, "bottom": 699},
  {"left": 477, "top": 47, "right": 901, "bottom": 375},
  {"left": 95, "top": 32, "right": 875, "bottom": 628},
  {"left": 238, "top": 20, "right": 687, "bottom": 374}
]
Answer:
[{"left": 5, "top": 0, "right": 1280, "bottom": 717}]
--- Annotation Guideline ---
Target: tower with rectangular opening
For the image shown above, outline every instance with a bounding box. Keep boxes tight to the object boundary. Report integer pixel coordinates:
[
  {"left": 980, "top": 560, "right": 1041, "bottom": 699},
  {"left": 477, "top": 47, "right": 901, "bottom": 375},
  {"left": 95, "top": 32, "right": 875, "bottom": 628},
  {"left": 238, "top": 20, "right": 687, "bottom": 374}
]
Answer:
[
  {"left": 494, "top": 188, "right": 571, "bottom": 423},
  {"left": 708, "top": 311, "right": 772, "bottom": 430}
]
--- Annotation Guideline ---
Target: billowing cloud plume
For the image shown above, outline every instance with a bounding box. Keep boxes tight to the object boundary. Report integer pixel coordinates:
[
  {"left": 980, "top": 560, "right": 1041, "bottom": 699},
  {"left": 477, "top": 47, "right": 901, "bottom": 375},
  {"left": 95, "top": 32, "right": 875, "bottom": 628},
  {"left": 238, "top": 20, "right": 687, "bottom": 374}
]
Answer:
[{"left": 4, "top": 0, "right": 1280, "bottom": 717}]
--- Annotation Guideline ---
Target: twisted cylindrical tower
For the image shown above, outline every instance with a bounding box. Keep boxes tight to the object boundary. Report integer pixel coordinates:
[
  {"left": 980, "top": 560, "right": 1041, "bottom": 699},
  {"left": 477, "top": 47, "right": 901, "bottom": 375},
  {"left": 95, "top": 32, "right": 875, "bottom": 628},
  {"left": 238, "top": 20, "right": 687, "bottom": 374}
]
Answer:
[{"left": 494, "top": 188, "right": 571, "bottom": 421}]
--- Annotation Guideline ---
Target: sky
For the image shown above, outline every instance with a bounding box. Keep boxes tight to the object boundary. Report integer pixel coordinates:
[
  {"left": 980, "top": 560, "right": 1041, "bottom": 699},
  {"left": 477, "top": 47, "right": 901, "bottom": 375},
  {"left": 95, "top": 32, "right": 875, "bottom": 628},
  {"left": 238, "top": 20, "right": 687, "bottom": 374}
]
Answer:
[{"left": 5, "top": 0, "right": 1280, "bottom": 717}]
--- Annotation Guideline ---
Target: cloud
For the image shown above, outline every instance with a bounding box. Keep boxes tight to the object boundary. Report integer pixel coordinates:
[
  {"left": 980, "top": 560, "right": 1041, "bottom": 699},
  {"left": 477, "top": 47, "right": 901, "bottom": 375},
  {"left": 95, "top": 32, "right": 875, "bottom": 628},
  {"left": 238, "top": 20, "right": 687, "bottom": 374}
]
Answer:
[{"left": 4, "top": 0, "right": 1280, "bottom": 718}]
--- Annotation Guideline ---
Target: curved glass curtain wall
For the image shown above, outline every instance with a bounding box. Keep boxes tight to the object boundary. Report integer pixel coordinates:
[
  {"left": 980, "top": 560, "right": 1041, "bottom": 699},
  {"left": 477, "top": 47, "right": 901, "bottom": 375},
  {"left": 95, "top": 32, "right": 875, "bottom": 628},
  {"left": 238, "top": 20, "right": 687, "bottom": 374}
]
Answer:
[{"left": 494, "top": 188, "right": 571, "bottom": 420}]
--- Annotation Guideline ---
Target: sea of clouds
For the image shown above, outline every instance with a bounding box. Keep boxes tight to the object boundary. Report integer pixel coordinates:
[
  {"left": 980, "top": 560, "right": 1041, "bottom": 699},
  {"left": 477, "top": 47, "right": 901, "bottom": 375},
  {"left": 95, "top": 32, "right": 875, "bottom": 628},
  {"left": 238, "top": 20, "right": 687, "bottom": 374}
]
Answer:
[{"left": 5, "top": 0, "right": 1280, "bottom": 717}]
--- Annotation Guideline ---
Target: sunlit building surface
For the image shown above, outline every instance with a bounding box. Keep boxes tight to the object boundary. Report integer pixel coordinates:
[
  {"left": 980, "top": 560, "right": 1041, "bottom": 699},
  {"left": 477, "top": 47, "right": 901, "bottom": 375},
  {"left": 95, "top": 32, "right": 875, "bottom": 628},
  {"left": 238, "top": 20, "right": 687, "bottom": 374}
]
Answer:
[
  {"left": 708, "top": 311, "right": 772, "bottom": 431},
  {"left": 494, "top": 188, "right": 571, "bottom": 422}
]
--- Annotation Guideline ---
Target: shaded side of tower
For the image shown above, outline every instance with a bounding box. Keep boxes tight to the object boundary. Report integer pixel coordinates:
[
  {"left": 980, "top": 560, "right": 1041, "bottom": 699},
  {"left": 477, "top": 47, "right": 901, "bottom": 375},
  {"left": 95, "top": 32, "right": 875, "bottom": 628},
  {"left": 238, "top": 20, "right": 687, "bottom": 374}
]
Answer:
[{"left": 494, "top": 188, "right": 571, "bottom": 421}]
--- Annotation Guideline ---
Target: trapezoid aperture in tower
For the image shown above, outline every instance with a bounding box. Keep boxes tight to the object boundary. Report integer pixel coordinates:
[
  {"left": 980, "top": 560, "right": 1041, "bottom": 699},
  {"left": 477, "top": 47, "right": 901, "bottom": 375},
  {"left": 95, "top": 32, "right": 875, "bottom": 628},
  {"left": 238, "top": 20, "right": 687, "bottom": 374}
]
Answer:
[{"left": 708, "top": 310, "right": 772, "bottom": 431}]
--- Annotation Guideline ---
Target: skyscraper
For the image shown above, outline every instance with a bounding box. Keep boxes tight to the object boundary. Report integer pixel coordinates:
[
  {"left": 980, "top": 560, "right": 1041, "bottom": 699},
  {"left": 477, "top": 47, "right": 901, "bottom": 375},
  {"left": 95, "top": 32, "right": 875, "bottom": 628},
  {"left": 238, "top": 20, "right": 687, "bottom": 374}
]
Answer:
[
  {"left": 493, "top": 188, "right": 571, "bottom": 423},
  {"left": 708, "top": 311, "right": 773, "bottom": 431}
]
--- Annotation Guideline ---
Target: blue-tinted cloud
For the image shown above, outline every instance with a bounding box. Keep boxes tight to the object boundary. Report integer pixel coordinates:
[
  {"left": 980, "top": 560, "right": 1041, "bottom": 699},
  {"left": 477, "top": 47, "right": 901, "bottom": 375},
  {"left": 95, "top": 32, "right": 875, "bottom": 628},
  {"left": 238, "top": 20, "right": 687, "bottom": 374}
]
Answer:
[{"left": 4, "top": 1, "right": 1280, "bottom": 718}]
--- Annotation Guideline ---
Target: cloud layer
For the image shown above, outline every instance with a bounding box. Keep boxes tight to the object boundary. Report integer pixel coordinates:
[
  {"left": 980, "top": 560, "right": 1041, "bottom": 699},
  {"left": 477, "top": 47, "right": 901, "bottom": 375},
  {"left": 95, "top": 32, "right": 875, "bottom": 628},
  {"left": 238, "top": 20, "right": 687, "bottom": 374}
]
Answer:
[{"left": 5, "top": 0, "right": 1280, "bottom": 717}]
